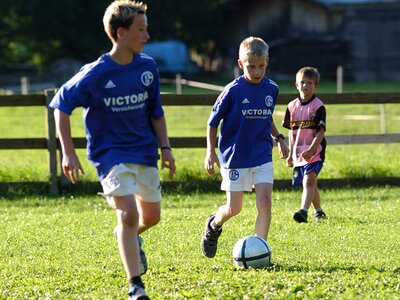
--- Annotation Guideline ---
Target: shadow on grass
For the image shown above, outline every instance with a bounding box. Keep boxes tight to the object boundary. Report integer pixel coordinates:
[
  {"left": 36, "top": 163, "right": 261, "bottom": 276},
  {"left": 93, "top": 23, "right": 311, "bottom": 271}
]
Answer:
[{"left": 0, "top": 177, "right": 399, "bottom": 197}]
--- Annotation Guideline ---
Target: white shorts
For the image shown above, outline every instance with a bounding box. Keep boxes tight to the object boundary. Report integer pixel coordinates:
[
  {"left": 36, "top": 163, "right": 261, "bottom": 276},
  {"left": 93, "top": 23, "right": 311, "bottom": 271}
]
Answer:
[
  {"left": 220, "top": 162, "right": 274, "bottom": 192},
  {"left": 100, "top": 163, "right": 161, "bottom": 203}
]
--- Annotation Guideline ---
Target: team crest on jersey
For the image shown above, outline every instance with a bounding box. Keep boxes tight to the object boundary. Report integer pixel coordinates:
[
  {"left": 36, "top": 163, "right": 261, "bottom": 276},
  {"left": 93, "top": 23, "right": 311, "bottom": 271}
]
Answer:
[
  {"left": 265, "top": 95, "right": 273, "bottom": 107},
  {"left": 141, "top": 71, "right": 154, "bottom": 86},
  {"left": 229, "top": 169, "right": 240, "bottom": 181}
]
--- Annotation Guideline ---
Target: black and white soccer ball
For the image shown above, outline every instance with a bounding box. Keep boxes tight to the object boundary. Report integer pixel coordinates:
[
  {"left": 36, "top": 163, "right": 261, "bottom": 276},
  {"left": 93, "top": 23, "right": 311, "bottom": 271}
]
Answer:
[{"left": 232, "top": 236, "right": 272, "bottom": 269}]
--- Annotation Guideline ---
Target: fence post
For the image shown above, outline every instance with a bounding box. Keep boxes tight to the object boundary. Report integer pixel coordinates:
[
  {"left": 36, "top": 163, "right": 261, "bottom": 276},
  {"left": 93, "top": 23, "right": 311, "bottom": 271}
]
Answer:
[
  {"left": 21, "top": 76, "right": 29, "bottom": 95},
  {"left": 45, "top": 88, "right": 59, "bottom": 194},
  {"left": 336, "top": 65, "right": 343, "bottom": 94},
  {"left": 175, "top": 73, "right": 182, "bottom": 94},
  {"left": 380, "top": 103, "right": 387, "bottom": 147}
]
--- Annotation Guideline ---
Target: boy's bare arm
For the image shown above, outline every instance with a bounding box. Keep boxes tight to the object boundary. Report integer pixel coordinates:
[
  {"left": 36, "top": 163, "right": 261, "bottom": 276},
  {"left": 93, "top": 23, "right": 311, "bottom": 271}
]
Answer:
[
  {"left": 301, "top": 129, "right": 325, "bottom": 161},
  {"left": 204, "top": 125, "right": 219, "bottom": 176},
  {"left": 151, "top": 116, "right": 176, "bottom": 179},
  {"left": 270, "top": 121, "right": 289, "bottom": 159},
  {"left": 54, "top": 109, "right": 84, "bottom": 183},
  {"left": 286, "top": 132, "right": 293, "bottom": 167}
]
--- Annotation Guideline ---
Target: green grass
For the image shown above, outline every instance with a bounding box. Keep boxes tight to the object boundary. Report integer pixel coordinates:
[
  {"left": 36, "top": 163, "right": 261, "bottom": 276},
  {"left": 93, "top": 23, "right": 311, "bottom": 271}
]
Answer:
[
  {"left": 0, "top": 187, "right": 399, "bottom": 299},
  {"left": 1, "top": 143, "right": 399, "bottom": 184},
  {"left": 1, "top": 81, "right": 400, "bottom": 184}
]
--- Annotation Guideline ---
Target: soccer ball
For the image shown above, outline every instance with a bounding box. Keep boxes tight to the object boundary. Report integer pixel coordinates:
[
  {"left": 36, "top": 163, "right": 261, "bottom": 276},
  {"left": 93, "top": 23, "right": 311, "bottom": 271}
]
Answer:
[{"left": 232, "top": 236, "right": 272, "bottom": 269}]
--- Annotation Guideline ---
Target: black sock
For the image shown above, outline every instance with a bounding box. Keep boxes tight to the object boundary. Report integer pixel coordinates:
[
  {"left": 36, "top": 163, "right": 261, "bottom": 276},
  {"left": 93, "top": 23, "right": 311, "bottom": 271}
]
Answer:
[{"left": 129, "top": 276, "right": 144, "bottom": 289}]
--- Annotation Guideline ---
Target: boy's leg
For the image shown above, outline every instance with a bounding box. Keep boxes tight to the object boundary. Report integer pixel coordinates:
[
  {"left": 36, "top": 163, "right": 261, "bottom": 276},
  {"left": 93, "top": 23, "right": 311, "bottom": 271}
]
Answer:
[
  {"left": 134, "top": 199, "right": 160, "bottom": 275},
  {"left": 254, "top": 183, "right": 273, "bottom": 241},
  {"left": 113, "top": 200, "right": 156, "bottom": 275},
  {"left": 201, "top": 191, "right": 243, "bottom": 258},
  {"left": 312, "top": 187, "right": 327, "bottom": 219},
  {"left": 102, "top": 164, "right": 154, "bottom": 298},
  {"left": 132, "top": 168, "right": 162, "bottom": 275},
  {"left": 214, "top": 191, "right": 243, "bottom": 226},
  {"left": 111, "top": 195, "right": 142, "bottom": 280},
  {"left": 294, "top": 171, "right": 317, "bottom": 223},
  {"left": 136, "top": 200, "right": 161, "bottom": 235},
  {"left": 312, "top": 187, "right": 321, "bottom": 210},
  {"left": 301, "top": 171, "right": 318, "bottom": 211}
]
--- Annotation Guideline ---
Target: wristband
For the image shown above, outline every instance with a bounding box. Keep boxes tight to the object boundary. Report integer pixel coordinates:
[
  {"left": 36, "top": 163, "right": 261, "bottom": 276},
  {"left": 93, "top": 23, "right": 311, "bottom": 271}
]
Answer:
[
  {"left": 274, "top": 134, "right": 284, "bottom": 142},
  {"left": 160, "top": 146, "right": 172, "bottom": 151}
]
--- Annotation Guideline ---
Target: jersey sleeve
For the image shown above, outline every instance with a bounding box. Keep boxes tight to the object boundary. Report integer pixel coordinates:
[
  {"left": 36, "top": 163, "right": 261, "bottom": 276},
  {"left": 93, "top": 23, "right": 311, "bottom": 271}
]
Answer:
[
  {"left": 315, "top": 105, "right": 327, "bottom": 132},
  {"left": 48, "top": 70, "right": 91, "bottom": 115},
  {"left": 208, "top": 88, "right": 232, "bottom": 128},
  {"left": 282, "top": 107, "right": 291, "bottom": 129}
]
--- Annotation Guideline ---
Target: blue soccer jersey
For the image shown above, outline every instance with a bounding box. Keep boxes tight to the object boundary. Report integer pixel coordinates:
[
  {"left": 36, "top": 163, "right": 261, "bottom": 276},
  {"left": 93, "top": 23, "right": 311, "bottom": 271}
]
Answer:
[
  {"left": 208, "top": 75, "right": 279, "bottom": 168},
  {"left": 49, "top": 53, "right": 164, "bottom": 180}
]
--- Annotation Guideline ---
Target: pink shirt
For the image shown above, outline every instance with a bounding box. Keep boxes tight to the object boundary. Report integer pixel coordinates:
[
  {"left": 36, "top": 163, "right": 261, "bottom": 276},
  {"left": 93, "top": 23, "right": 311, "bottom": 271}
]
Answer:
[{"left": 283, "top": 96, "right": 326, "bottom": 167}]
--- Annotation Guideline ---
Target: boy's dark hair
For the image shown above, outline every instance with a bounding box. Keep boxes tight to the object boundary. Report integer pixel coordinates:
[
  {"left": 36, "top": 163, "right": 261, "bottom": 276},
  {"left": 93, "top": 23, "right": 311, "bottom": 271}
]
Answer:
[{"left": 297, "top": 66, "right": 320, "bottom": 84}]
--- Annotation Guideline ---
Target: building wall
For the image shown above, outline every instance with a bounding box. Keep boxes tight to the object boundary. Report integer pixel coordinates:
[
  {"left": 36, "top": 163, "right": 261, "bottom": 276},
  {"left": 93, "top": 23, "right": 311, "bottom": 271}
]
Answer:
[
  {"left": 344, "top": 6, "right": 400, "bottom": 81},
  {"left": 216, "top": 0, "right": 400, "bottom": 81},
  {"left": 290, "top": 1, "right": 329, "bottom": 33}
]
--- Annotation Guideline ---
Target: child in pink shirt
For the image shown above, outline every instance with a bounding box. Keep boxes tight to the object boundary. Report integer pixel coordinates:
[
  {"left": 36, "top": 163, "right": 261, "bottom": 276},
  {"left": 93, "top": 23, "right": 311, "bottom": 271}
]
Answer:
[{"left": 283, "top": 66, "right": 327, "bottom": 222}]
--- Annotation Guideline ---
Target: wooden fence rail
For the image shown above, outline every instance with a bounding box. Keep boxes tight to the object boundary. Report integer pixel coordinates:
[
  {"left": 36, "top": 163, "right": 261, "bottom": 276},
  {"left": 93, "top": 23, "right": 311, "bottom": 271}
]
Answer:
[{"left": 1, "top": 91, "right": 400, "bottom": 193}]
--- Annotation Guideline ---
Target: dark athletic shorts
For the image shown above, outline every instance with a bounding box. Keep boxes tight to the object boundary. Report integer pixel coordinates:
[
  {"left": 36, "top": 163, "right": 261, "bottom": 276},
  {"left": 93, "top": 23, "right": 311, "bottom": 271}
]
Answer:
[{"left": 292, "top": 161, "right": 323, "bottom": 186}]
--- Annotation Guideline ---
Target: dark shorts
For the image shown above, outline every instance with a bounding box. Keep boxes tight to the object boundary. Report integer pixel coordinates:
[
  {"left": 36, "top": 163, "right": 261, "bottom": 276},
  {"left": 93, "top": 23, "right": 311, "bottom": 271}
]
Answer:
[{"left": 292, "top": 161, "right": 323, "bottom": 186}]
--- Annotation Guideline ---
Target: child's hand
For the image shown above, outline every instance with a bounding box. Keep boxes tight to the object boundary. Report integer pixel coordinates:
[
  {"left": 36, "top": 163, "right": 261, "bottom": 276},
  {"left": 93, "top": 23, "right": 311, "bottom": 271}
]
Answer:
[
  {"left": 62, "top": 153, "right": 84, "bottom": 184},
  {"left": 300, "top": 149, "right": 314, "bottom": 161},
  {"left": 286, "top": 157, "right": 293, "bottom": 168},
  {"left": 204, "top": 151, "right": 220, "bottom": 176},
  {"left": 161, "top": 150, "right": 176, "bottom": 179},
  {"left": 277, "top": 141, "right": 289, "bottom": 159}
]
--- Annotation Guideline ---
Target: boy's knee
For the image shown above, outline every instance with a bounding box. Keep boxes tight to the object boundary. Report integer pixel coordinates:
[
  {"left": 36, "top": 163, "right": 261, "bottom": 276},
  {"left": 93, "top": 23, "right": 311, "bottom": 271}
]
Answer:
[
  {"left": 259, "top": 197, "right": 272, "bottom": 210},
  {"left": 119, "top": 206, "right": 139, "bottom": 228},
  {"left": 303, "top": 173, "right": 317, "bottom": 186},
  {"left": 229, "top": 205, "right": 242, "bottom": 217},
  {"left": 304, "top": 179, "right": 317, "bottom": 189},
  {"left": 142, "top": 212, "right": 160, "bottom": 227}
]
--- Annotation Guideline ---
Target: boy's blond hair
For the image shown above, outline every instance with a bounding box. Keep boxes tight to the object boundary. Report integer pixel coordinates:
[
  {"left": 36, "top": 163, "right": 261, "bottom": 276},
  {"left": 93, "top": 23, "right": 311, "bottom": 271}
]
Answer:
[
  {"left": 239, "top": 36, "right": 269, "bottom": 61},
  {"left": 296, "top": 66, "right": 320, "bottom": 84},
  {"left": 103, "top": 0, "right": 147, "bottom": 42}
]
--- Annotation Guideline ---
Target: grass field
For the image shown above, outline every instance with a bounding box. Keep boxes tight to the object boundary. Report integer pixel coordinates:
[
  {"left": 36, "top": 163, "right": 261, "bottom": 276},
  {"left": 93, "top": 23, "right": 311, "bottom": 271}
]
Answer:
[{"left": 0, "top": 187, "right": 399, "bottom": 299}]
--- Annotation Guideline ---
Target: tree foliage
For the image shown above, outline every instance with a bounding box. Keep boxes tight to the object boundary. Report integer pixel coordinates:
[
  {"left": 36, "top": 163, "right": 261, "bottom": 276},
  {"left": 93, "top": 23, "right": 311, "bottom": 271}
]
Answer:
[{"left": 0, "top": 0, "right": 232, "bottom": 65}]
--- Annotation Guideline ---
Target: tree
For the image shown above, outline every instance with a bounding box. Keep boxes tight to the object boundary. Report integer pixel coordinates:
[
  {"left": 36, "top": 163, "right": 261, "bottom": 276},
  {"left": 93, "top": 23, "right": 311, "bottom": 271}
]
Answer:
[{"left": 0, "top": 0, "right": 232, "bottom": 66}]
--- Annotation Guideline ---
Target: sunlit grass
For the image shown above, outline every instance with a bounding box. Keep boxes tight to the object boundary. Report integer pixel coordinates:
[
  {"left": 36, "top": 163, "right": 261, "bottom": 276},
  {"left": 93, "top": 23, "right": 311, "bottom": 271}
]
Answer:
[{"left": 0, "top": 187, "right": 399, "bottom": 299}]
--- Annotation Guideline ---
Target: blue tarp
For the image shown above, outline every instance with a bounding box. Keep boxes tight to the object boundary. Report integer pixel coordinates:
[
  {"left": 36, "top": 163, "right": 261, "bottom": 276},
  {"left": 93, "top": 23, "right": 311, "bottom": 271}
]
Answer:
[{"left": 142, "top": 40, "right": 197, "bottom": 74}]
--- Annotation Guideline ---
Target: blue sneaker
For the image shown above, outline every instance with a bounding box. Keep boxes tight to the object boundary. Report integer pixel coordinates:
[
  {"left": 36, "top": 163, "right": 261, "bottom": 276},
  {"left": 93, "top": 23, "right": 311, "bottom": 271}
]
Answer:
[
  {"left": 137, "top": 235, "right": 148, "bottom": 275},
  {"left": 128, "top": 285, "right": 149, "bottom": 300},
  {"left": 114, "top": 227, "right": 148, "bottom": 275}
]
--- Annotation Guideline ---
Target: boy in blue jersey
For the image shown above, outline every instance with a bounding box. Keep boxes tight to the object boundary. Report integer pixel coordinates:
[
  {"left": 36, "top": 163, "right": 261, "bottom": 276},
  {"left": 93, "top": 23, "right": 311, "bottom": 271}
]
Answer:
[
  {"left": 201, "top": 36, "right": 289, "bottom": 259},
  {"left": 49, "top": 1, "right": 175, "bottom": 299}
]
